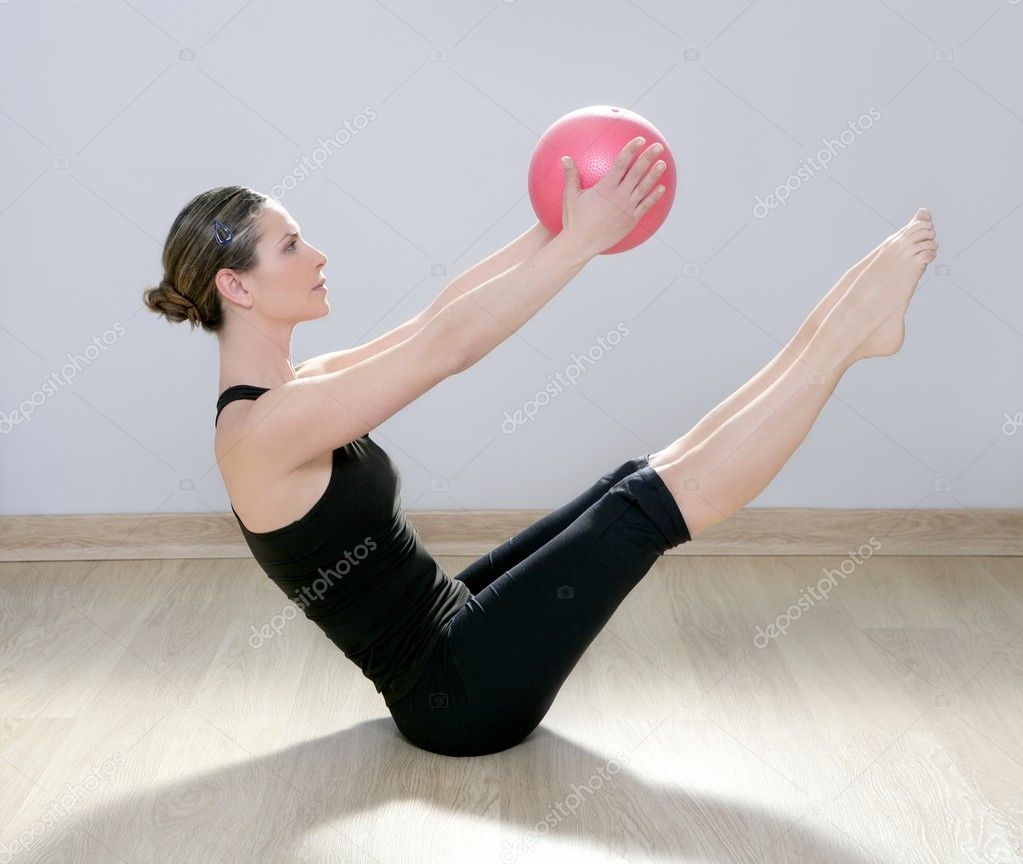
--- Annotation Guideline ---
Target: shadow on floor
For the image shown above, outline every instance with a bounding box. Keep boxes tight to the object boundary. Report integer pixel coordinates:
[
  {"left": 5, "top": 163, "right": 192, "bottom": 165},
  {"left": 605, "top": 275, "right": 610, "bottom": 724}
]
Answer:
[{"left": 21, "top": 716, "right": 871, "bottom": 863}]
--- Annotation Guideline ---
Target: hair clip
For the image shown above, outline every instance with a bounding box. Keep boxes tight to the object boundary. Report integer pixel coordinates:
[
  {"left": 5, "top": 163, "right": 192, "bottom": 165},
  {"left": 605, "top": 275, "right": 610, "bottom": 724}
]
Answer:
[{"left": 212, "top": 219, "right": 234, "bottom": 247}]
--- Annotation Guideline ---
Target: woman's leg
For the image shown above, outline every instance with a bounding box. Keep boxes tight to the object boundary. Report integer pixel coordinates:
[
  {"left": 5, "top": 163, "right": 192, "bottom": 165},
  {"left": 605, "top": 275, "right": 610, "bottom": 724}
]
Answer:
[
  {"left": 650, "top": 208, "right": 938, "bottom": 536},
  {"left": 391, "top": 209, "right": 936, "bottom": 757},
  {"left": 649, "top": 216, "right": 928, "bottom": 466},
  {"left": 450, "top": 272, "right": 841, "bottom": 595},
  {"left": 451, "top": 223, "right": 909, "bottom": 594},
  {"left": 392, "top": 459, "right": 691, "bottom": 756},
  {"left": 452, "top": 454, "right": 647, "bottom": 594}
]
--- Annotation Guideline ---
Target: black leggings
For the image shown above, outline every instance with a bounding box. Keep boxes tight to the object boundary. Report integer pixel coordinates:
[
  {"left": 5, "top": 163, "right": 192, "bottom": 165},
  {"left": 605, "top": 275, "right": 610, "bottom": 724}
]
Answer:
[{"left": 387, "top": 453, "right": 692, "bottom": 757}]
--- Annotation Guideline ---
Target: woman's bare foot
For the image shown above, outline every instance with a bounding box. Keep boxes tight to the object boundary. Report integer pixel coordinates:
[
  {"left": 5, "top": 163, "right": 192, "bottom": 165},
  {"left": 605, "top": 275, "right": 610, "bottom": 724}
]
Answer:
[
  {"left": 806, "top": 241, "right": 886, "bottom": 332},
  {"left": 801, "top": 208, "right": 938, "bottom": 335},
  {"left": 821, "top": 208, "right": 938, "bottom": 361}
]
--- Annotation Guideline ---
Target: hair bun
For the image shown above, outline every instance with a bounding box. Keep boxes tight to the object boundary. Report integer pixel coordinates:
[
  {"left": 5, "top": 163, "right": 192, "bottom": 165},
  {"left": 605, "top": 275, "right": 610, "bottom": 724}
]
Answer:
[{"left": 144, "top": 277, "right": 203, "bottom": 327}]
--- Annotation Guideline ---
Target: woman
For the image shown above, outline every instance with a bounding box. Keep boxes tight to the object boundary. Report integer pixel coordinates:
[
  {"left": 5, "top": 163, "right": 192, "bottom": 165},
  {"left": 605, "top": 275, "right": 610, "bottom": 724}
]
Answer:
[{"left": 143, "top": 138, "right": 938, "bottom": 756}]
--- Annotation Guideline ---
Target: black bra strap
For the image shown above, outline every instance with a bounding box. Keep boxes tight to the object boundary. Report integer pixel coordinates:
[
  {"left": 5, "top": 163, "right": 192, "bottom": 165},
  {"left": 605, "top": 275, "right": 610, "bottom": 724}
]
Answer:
[{"left": 216, "top": 384, "right": 270, "bottom": 426}]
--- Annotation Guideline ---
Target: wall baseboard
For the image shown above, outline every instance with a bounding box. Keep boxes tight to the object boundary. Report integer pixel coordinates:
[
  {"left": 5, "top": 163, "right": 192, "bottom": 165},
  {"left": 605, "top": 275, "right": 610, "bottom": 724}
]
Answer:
[{"left": 1, "top": 508, "right": 1020, "bottom": 562}]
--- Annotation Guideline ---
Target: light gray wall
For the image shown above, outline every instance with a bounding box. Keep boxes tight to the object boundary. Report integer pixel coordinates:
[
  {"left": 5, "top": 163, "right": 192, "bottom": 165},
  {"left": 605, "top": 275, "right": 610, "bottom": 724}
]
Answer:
[{"left": 2, "top": 0, "right": 1020, "bottom": 516}]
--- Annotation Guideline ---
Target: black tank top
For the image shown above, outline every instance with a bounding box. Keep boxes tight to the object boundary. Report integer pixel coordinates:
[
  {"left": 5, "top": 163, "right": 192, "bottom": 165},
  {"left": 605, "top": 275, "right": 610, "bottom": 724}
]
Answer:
[{"left": 215, "top": 384, "right": 470, "bottom": 707}]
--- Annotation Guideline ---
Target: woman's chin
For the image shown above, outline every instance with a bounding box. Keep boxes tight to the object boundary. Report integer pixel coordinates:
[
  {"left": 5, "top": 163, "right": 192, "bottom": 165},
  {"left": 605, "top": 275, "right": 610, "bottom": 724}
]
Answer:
[{"left": 304, "top": 301, "right": 330, "bottom": 322}]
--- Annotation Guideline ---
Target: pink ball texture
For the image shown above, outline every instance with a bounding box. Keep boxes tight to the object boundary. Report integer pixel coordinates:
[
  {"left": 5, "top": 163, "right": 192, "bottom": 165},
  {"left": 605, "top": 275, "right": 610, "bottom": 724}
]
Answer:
[{"left": 528, "top": 105, "right": 677, "bottom": 254}]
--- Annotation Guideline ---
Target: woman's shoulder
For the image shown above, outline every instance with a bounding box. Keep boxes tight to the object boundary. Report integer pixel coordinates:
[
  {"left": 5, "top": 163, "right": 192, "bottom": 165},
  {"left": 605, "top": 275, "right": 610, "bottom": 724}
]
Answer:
[{"left": 214, "top": 385, "right": 276, "bottom": 475}]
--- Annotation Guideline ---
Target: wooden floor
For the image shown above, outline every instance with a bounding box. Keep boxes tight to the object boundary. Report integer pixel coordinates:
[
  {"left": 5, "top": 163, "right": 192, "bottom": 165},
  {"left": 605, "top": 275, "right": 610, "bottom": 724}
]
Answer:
[{"left": 2, "top": 553, "right": 1020, "bottom": 863}]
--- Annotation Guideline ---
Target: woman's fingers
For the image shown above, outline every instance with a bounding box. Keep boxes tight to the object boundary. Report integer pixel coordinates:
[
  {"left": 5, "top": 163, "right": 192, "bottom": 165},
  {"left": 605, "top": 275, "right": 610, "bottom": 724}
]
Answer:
[
  {"left": 561, "top": 135, "right": 668, "bottom": 251},
  {"left": 630, "top": 158, "right": 666, "bottom": 204},
  {"left": 622, "top": 141, "right": 664, "bottom": 193},
  {"left": 603, "top": 137, "right": 647, "bottom": 187},
  {"left": 590, "top": 137, "right": 667, "bottom": 199},
  {"left": 634, "top": 183, "right": 666, "bottom": 217},
  {"left": 561, "top": 156, "right": 580, "bottom": 198}
]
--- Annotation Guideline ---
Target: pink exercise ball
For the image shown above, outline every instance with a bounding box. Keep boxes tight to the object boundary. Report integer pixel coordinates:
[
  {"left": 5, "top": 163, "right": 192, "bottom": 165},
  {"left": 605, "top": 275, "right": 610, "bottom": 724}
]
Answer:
[{"left": 528, "top": 105, "right": 677, "bottom": 254}]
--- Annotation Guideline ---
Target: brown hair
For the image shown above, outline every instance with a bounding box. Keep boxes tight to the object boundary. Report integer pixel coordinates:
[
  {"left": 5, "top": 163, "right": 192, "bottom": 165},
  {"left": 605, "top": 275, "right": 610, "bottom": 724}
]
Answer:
[{"left": 143, "top": 185, "right": 270, "bottom": 333}]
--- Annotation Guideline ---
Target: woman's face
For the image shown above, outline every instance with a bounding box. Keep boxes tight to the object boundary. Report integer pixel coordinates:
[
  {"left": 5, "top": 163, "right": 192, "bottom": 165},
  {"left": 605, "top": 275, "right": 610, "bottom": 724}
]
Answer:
[{"left": 230, "top": 204, "right": 329, "bottom": 324}]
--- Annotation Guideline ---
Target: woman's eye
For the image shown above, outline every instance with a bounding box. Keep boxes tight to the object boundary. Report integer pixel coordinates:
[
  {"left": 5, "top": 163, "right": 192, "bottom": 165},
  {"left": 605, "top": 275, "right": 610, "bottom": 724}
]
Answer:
[{"left": 287, "top": 239, "right": 298, "bottom": 251}]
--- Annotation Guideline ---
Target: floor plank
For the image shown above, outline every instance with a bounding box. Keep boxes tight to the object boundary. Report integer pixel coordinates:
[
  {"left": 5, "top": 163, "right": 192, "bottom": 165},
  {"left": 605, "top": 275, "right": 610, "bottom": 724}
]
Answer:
[{"left": 1, "top": 555, "right": 1019, "bottom": 863}]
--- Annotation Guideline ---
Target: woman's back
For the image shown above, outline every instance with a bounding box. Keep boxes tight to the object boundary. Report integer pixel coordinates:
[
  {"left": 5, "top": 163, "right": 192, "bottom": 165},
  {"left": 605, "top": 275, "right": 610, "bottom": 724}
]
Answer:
[
  {"left": 215, "top": 384, "right": 338, "bottom": 535},
  {"left": 215, "top": 384, "right": 471, "bottom": 707}
]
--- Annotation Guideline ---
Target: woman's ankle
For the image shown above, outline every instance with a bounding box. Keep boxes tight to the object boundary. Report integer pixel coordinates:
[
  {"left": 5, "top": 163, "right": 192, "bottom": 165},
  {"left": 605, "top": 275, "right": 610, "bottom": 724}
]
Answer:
[{"left": 799, "top": 316, "right": 861, "bottom": 380}]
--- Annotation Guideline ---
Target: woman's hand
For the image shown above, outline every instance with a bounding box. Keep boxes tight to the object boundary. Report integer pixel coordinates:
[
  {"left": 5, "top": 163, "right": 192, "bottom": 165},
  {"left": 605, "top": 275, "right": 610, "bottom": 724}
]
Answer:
[{"left": 559, "top": 137, "right": 667, "bottom": 257}]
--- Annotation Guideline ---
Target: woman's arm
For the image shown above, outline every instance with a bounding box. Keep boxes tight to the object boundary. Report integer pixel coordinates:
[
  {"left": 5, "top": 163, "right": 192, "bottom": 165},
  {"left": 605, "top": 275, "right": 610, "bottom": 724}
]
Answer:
[
  {"left": 438, "top": 229, "right": 596, "bottom": 373},
  {"left": 300, "top": 135, "right": 665, "bottom": 377},
  {"left": 439, "top": 138, "right": 668, "bottom": 372},
  {"left": 295, "top": 221, "right": 555, "bottom": 378},
  {"left": 419, "top": 220, "right": 555, "bottom": 325}
]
